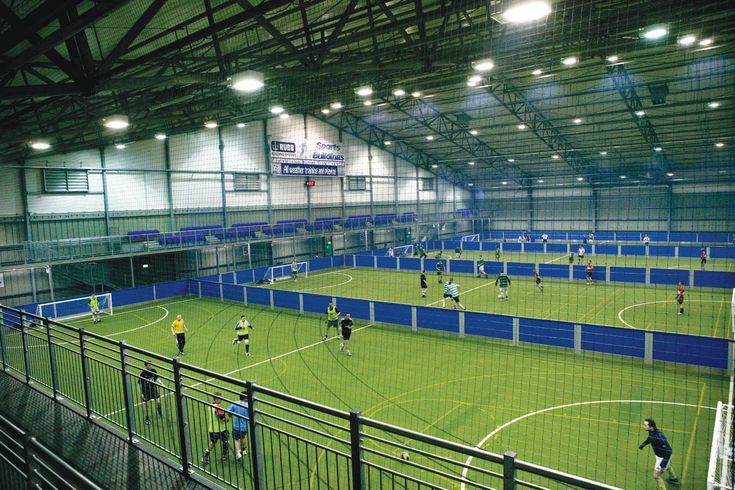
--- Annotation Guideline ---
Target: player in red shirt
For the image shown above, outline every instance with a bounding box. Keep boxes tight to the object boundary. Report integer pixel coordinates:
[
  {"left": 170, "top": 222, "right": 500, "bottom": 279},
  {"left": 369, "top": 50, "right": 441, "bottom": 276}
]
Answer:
[
  {"left": 676, "top": 281, "right": 685, "bottom": 315},
  {"left": 585, "top": 261, "right": 594, "bottom": 285}
]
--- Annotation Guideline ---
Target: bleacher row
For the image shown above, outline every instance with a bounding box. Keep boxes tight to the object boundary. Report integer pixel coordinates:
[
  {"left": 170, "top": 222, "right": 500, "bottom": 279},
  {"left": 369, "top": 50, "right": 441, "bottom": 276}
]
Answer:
[
  {"left": 484, "top": 230, "right": 734, "bottom": 244},
  {"left": 126, "top": 212, "right": 418, "bottom": 245}
]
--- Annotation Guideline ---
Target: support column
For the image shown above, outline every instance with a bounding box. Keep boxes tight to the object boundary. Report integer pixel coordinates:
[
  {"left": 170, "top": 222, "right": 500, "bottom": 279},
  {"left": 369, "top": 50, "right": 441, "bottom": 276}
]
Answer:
[
  {"left": 367, "top": 144, "right": 374, "bottom": 217},
  {"left": 217, "top": 127, "right": 228, "bottom": 227},
  {"left": 304, "top": 115, "right": 313, "bottom": 222},
  {"left": 19, "top": 162, "right": 33, "bottom": 241},
  {"left": 163, "top": 138, "right": 175, "bottom": 231},
  {"left": 527, "top": 187, "right": 533, "bottom": 232},
  {"left": 393, "top": 154, "right": 399, "bottom": 215},
  {"left": 415, "top": 166, "right": 421, "bottom": 217},
  {"left": 99, "top": 147, "right": 111, "bottom": 236},
  {"left": 592, "top": 188, "right": 599, "bottom": 233},
  {"left": 263, "top": 118, "right": 273, "bottom": 223},
  {"left": 666, "top": 185, "right": 672, "bottom": 234}
]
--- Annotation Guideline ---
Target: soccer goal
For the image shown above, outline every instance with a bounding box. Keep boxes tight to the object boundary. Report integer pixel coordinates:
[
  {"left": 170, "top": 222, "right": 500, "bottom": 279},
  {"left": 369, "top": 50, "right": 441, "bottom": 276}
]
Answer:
[
  {"left": 707, "top": 401, "right": 734, "bottom": 489},
  {"left": 263, "top": 261, "right": 309, "bottom": 283},
  {"left": 393, "top": 244, "right": 414, "bottom": 257},
  {"left": 36, "top": 293, "right": 113, "bottom": 321},
  {"left": 461, "top": 234, "right": 480, "bottom": 242}
]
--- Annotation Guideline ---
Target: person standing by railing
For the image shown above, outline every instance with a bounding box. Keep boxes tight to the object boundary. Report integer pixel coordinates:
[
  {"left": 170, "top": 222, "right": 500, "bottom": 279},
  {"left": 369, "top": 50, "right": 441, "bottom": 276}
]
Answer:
[
  {"left": 202, "top": 393, "right": 230, "bottom": 464},
  {"left": 228, "top": 392, "right": 249, "bottom": 461},
  {"left": 138, "top": 361, "right": 162, "bottom": 425}
]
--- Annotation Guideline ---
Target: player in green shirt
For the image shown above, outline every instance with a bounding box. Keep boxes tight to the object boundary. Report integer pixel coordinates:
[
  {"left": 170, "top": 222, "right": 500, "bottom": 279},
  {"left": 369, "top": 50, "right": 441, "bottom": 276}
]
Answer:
[
  {"left": 202, "top": 392, "right": 230, "bottom": 464},
  {"left": 477, "top": 256, "right": 487, "bottom": 278},
  {"left": 568, "top": 250, "right": 575, "bottom": 264},
  {"left": 495, "top": 246, "right": 501, "bottom": 261},
  {"left": 418, "top": 245, "right": 427, "bottom": 258},
  {"left": 495, "top": 272, "right": 511, "bottom": 300},
  {"left": 435, "top": 250, "right": 443, "bottom": 260},
  {"left": 87, "top": 292, "right": 101, "bottom": 324},
  {"left": 322, "top": 302, "right": 341, "bottom": 340},
  {"left": 455, "top": 245, "right": 461, "bottom": 259}
]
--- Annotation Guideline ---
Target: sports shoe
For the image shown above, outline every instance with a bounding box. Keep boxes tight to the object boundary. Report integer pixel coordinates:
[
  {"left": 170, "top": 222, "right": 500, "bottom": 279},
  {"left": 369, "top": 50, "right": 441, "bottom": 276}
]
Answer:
[
  {"left": 222, "top": 452, "right": 229, "bottom": 461},
  {"left": 322, "top": 336, "right": 327, "bottom": 341},
  {"left": 232, "top": 339, "right": 237, "bottom": 345},
  {"left": 666, "top": 477, "right": 680, "bottom": 486},
  {"left": 202, "top": 453, "right": 210, "bottom": 465},
  {"left": 144, "top": 418, "right": 151, "bottom": 425},
  {"left": 337, "top": 334, "right": 342, "bottom": 339},
  {"left": 157, "top": 407, "right": 163, "bottom": 416},
  {"left": 677, "top": 312, "right": 683, "bottom": 315},
  {"left": 339, "top": 343, "right": 344, "bottom": 351},
  {"left": 246, "top": 352, "right": 251, "bottom": 356},
  {"left": 346, "top": 350, "right": 352, "bottom": 356}
]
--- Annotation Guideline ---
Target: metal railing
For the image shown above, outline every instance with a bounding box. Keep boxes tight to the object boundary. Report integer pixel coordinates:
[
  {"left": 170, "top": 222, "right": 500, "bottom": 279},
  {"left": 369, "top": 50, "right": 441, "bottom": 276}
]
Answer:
[{"left": 0, "top": 304, "right": 619, "bottom": 490}]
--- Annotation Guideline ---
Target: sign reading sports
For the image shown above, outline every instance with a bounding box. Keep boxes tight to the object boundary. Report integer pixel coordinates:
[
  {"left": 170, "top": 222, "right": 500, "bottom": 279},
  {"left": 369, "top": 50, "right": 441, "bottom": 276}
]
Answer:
[{"left": 269, "top": 138, "right": 345, "bottom": 176}]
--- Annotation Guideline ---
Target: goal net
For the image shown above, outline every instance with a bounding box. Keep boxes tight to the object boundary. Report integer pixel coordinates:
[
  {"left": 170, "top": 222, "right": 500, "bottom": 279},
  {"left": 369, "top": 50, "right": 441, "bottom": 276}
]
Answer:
[
  {"left": 393, "top": 244, "right": 414, "bottom": 257},
  {"left": 263, "top": 261, "right": 309, "bottom": 284},
  {"left": 461, "top": 234, "right": 480, "bottom": 242},
  {"left": 36, "top": 293, "right": 113, "bottom": 321}
]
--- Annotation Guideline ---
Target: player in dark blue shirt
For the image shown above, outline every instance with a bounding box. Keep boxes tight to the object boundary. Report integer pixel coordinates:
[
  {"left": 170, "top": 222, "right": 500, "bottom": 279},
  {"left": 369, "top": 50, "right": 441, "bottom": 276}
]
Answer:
[
  {"left": 435, "top": 259, "right": 444, "bottom": 284},
  {"left": 640, "top": 418, "right": 679, "bottom": 488}
]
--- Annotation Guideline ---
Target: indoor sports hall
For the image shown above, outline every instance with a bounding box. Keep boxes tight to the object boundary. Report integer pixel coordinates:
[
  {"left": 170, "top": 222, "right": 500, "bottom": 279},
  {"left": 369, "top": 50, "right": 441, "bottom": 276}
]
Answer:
[{"left": 0, "top": 1, "right": 733, "bottom": 489}]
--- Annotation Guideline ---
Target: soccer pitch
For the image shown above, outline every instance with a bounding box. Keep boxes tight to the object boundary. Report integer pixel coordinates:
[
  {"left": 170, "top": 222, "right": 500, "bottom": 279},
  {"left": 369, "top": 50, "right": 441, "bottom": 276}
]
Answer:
[
  {"left": 264, "top": 267, "right": 733, "bottom": 338},
  {"left": 13, "top": 292, "right": 723, "bottom": 489}
]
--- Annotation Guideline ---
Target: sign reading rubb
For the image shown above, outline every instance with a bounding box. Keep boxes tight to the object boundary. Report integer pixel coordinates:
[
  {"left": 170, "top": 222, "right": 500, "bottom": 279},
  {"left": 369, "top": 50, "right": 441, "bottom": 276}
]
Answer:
[{"left": 269, "top": 138, "right": 345, "bottom": 176}]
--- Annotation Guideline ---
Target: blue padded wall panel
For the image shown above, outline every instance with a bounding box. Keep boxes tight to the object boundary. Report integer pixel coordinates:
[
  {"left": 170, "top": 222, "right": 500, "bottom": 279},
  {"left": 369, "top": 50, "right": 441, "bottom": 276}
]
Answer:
[
  {"left": 694, "top": 271, "right": 735, "bottom": 288},
  {"left": 332, "top": 255, "right": 347, "bottom": 267},
  {"left": 333, "top": 298, "right": 371, "bottom": 321},
  {"left": 710, "top": 247, "right": 735, "bottom": 259},
  {"left": 449, "top": 260, "right": 475, "bottom": 275},
  {"left": 246, "top": 287, "right": 270, "bottom": 306},
  {"left": 222, "top": 283, "right": 245, "bottom": 302},
  {"left": 504, "top": 242, "right": 521, "bottom": 252},
  {"left": 483, "top": 261, "right": 504, "bottom": 275},
  {"left": 653, "top": 333, "right": 729, "bottom": 369},
  {"left": 539, "top": 264, "right": 569, "bottom": 279},
  {"left": 519, "top": 318, "right": 575, "bottom": 348},
  {"left": 649, "top": 232, "right": 668, "bottom": 241},
  {"left": 649, "top": 246, "right": 675, "bottom": 257},
  {"left": 507, "top": 262, "right": 535, "bottom": 278},
  {"left": 481, "top": 242, "right": 501, "bottom": 252},
  {"left": 156, "top": 280, "right": 190, "bottom": 299},
  {"left": 377, "top": 257, "right": 397, "bottom": 270},
  {"left": 650, "top": 269, "right": 689, "bottom": 287},
  {"left": 444, "top": 240, "right": 461, "bottom": 250},
  {"left": 113, "top": 286, "right": 155, "bottom": 307},
  {"left": 400, "top": 257, "right": 422, "bottom": 271},
  {"left": 525, "top": 243, "right": 544, "bottom": 253},
  {"left": 617, "top": 232, "right": 641, "bottom": 241},
  {"left": 581, "top": 324, "right": 645, "bottom": 358},
  {"left": 573, "top": 265, "right": 604, "bottom": 282},
  {"left": 595, "top": 244, "right": 617, "bottom": 256},
  {"left": 595, "top": 232, "right": 616, "bottom": 241},
  {"left": 621, "top": 245, "right": 646, "bottom": 256},
  {"left": 610, "top": 267, "right": 645, "bottom": 283},
  {"left": 416, "top": 307, "right": 459, "bottom": 333},
  {"left": 355, "top": 255, "right": 375, "bottom": 268},
  {"left": 464, "top": 311, "right": 514, "bottom": 340},
  {"left": 427, "top": 240, "right": 442, "bottom": 250},
  {"left": 200, "top": 281, "right": 220, "bottom": 300},
  {"left": 236, "top": 270, "right": 256, "bottom": 284},
  {"left": 423, "top": 259, "right": 440, "bottom": 272},
  {"left": 679, "top": 246, "right": 702, "bottom": 258},
  {"left": 462, "top": 241, "right": 481, "bottom": 251},
  {"left": 546, "top": 244, "right": 567, "bottom": 253},
  {"left": 301, "top": 293, "right": 333, "bottom": 314},
  {"left": 199, "top": 274, "right": 219, "bottom": 282},
  {"left": 699, "top": 232, "right": 730, "bottom": 243},
  {"left": 310, "top": 257, "right": 335, "bottom": 272},
  {"left": 273, "top": 290, "right": 300, "bottom": 310},
  {"left": 373, "top": 301, "right": 412, "bottom": 327}
]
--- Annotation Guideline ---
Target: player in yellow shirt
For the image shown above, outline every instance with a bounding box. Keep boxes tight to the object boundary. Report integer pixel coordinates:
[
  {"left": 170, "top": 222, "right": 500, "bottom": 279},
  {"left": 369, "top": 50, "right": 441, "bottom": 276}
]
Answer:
[
  {"left": 87, "top": 292, "right": 101, "bottom": 324},
  {"left": 171, "top": 314, "right": 188, "bottom": 356}
]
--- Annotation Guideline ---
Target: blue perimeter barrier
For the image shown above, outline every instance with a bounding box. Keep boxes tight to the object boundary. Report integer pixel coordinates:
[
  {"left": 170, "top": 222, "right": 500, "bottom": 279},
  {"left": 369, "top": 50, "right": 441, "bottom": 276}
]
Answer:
[
  {"left": 189, "top": 278, "right": 733, "bottom": 372},
  {"left": 479, "top": 231, "right": 734, "bottom": 244}
]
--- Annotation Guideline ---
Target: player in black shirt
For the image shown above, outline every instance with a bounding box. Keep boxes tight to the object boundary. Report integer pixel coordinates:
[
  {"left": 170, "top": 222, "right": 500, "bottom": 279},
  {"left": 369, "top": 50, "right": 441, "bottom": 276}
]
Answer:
[
  {"left": 339, "top": 313, "right": 354, "bottom": 356},
  {"left": 436, "top": 259, "right": 444, "bottom": 283},
  {"left": 139, "top": 361, "right": 163, "bottom": 424},
  {"left": 420, "top": 271, "right": 428, "bottom": 297},
  {"left": 640, "top": 418, "right": 679, "bottom": 488}
]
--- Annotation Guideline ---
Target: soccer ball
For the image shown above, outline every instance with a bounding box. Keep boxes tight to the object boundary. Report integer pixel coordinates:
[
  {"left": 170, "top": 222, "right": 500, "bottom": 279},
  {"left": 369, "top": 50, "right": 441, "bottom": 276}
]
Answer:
[
  {"left": 498, "top": 294, "right": 503, "bottom": 299},
  {"left": 400, "top": 451, "right": 410, "bottom": 461}
]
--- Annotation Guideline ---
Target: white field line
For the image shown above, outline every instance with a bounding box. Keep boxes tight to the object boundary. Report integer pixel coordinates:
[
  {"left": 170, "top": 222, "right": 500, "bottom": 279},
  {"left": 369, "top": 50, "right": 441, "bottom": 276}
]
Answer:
[
  {"left": 102, "top": 323, "right": 376, "bottom": 419},
  {"left": 544, "top": 254, "right": 568, "bottom": 264},
  {"left": 299, "top": 273, "right": 353, "bottom": 292},
  {"left": 459, "top": 399, "right": 716, "bottom": 489},
  {"left": 425, "top": 281, "right": 493, "bottom": 307},
  {"left": 617, "top": 299, "right": 724, "bottom": 329}
]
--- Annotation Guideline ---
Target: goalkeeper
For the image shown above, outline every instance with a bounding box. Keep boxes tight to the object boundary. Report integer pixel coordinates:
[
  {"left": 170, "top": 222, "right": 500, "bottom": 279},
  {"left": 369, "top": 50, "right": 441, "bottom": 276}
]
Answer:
[
  {"left": 232, "top": 315, "right": 254, "bottom": 356},
  {"left": 87, "top": 292, "right": 101, "bottom": 324}
]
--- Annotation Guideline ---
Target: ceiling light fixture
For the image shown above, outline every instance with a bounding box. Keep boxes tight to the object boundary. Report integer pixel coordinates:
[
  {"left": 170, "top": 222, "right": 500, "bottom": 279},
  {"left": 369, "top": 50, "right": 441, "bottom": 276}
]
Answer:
[
  {"left": 576, "top": 177, "right": 584, "bottom": 181},
  {"left": 355, "top": 86, "right": 373, "bottom": 97},
  {"left": 654, "top": 146, "right": 663, "bottom": 152},
  {"left": 678, "top": 35, "right": 696, "bottom": 46},
  {"left": 599, "top": 151, "right": 607, "bottom": 155},
  {"left": 532, "top": 69, "right": 543, "bottom": 76},
  {"left": 431, "top": 164, "right": 438, "bottom": 168},
  {"left": 708, "top": 102, "right": 720, "bottom": 109},
  {"left": 472, "top": 59, "right": 495, "bottom": 72},
  {"left": 620, "top": 175, "right": 627, "bottom": 179},
  {"left": 551, "top": 154, "right": 560, "bottom": 159},
  {"left": 321, "top": 108, "right": 330, "bottom": 114},
  {"left": 204, "top": 120, "right": 218, "bottom": 129},
  {"left": 517, "top": 124, "right": 527, "bottom": 130},
  {"left": 468, "top": 183, "right": 474, "bottom": 187},
  {"left": 155, "top": 133, "right": 167, "bottom": 140},
  {"left": 279, "top": 113, "right": 290, "bottom": 119},
  {"left": 502, "top": 1, "right": 552, "bottom": 23},
  {"left": 363, "top": 100, "right": 373, "bottom": 106},
  {"left": 393, "top": 89, "right": 406, "bottom": 97},
  {"left": 468, "top": 75, "right": 482, "bottom": 83},
  {"left": 573, "top": 118, "right": 582, "bottom": 124},
  {"left": 561, "top": 56, "right": 578, "bottom": 66},
  {"left": 411, "top": 91, "right": 421, "bottom": 98},
  {"left": 468, "top": 161, "right": 475, "bottom": 166},
  {"left": 635, "top": 110, "right": 645, "bottom": 117},
  {"left": 666, "top": 172, "right": 674, "bottom": 177},
  {"left": 115, "top": 143, "right": 126, "bottom": 149},
  {"left": 270, "top": 105, "right": 285, "bottom": 114},
  {"left": 508, "top": 158, "right": 515, "bottom": 162},
  {"left": 470, "top": 129, "right": 478, "bottom": 135},
  {"left": 330, "top": 102, "right": 342, "bottom": 109},
  {"left": 699, "top": 38, "right": 713, "bottom": 46},
  {"left": 103, "top": 114, "right": 129, "bottom": 129},
  {"left": 538, "top": 179, "right": 544, "bottom": 183},
  {"left": 606, "top": 55, "right": 619, "bottom": 63},
  {"left": 643, "top": 25, "right": 668, "bottom": 40},
  {"left": 715, "top": 142, "right": 724, "bottom": 148},
  {"left": 230, "top": 70, "right": 264, "bottom": 92},
  {"left": 30, "top": 140, "right": 51, "bottom": 150},
  {"left": 426, "top": 135, "right": 434, "bottom": 141},
  {"left": 502, "top": 181, "right": 508, "bottom": 185},
  {"left": 384, "top": 140, "right": 392, "bottom": 145},
  {"left": 467, "top": 80, "right": 479, "bottom": 87},
  {"left": 236, "top": 123, "right": 246, "bottom": 128}
]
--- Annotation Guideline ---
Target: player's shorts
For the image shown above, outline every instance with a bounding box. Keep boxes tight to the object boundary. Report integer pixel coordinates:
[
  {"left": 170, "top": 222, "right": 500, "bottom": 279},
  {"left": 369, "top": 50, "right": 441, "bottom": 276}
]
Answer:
[
  {"left": 443, "top": 293, "right": 452, "bottom": 298},
  {"left": 237, "top": 334, "right": 249, "bottom": 342},
  {"left": 327, "top": 319, "right": 339, "bottom": 329},
  {"left": 209, "top": 430, "right": 229, "bottom": 444},
  {"left": 578, "top": 254, "right": 584, "bottom": 259},
  {"left": 701, "top": 258, "right": 707, "bottom": 264},
  {"left": 232, "top": 429, "right": 248, "bottom": 440},
  {"left": 342, "top": 329, "right": 352, "bottom": 340},
  {"left": 420, "top": 282, "right": 427, "bottom": 289},
  {"left": 479, "top": 266, "right": 485, "bottom": 274},
  {"left": 654, "top": 455, "right": 671, "bottom": 472},
  {"left": 176, "top": 333, "right": 186, "bottom": 348},
  {"left": 677, "top": 298, "right": 684, "bottom": 305},
  {"left": 90, "top": 307, "right": 100, "bottom": 314},
  {"left": 542, "top": 239, "right": 548, "bottom": 243},
  {"left": 586, "top": 272, "right": 592, "bottom": 278},
  {"left": 141, "top": 386, "right": 159, "bottom": 402},
  {"left": 499, "top": 287, "right": 508, "bottom": 294},
  {"left": 452, "top": 295, "right": 461, "bottom": 303}
]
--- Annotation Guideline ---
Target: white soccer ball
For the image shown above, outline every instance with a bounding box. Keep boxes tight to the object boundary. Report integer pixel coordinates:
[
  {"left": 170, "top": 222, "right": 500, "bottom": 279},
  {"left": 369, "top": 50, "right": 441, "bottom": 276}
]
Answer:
[{"left": 400, "top": 451, "right": 410, "bottom": 461}]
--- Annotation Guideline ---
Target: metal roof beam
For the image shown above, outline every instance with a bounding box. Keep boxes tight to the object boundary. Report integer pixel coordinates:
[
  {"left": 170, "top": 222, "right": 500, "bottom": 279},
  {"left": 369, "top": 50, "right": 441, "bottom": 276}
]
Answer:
[
  {"left": 235, "top": 0, "right": 302, "bottom": 61},
  {"left": 0, "top": 1, "right": 83, "bottom": 55},
  {"left": 314, "top": 0, "right": 359, "bottom": 67}
]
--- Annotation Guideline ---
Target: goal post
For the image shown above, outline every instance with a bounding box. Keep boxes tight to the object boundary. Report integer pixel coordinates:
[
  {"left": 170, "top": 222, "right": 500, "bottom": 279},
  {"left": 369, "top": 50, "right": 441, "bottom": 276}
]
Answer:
[
  {"left": 393, "top": 244, "right": 414, "bottom": 257},
  {"left": 263, "top": 261, "right": 309, "bottom": 284},
  {"left": 36, "top": 293, "right": 113, "bottom": 321},
  {"left": 460, "top": 234, "right": 480, "bottom": 242}
]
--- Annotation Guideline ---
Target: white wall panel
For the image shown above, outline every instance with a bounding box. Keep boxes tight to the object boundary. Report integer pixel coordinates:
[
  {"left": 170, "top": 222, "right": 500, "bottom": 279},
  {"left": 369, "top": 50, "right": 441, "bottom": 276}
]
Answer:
[
  {"left": 107, "top": 172, "right": 168, "bottom": 211},
  {"left": 222, "top": 122, "right": 264, "bottom": 173},
  {"left": 0, "top": 169, "right": 24, "bottom": 216},
  {"left": 270, "top": 175, "right": 308, "bottom": 206},
  {"left": 171, "top": 173, "right": 222, "bottom": 209},
  {"left": 169, "top": 130, "right": 219, "bottom": 171},
  {"left": 310, "top": 178, "right": 343, "bottom": 205},
  {"left": 397, "top": 179, "right": 417, "bottom": 203},
  {"left": 105, "top": 140, "right": 164, "bottom": 170},
  {"left": 371, "top": 177, "right": 395, "bottom": 203},
  {"left": 27, "top": 149, "right": 101, "bottom": 169},
  {"left": 343, "top": 133, "right": 370, "bottom": 175}
]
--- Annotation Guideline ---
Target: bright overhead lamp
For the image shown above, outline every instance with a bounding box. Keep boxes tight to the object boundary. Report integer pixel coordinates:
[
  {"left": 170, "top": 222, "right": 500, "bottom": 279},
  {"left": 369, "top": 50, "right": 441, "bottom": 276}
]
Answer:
[
  {"left": 467, "top": 80, "right": 479, "bottom": 87},
  {"left": 204, "top": 120, "right": 218, "bottom": 128},
  {"left": 643, "top": 25, "right": 668, "bottom": 40},
  {"left": 551, "top": 154, "right": 560, "bottom": 159},
  {"left": 678, "top": 35, "right": 696, "bottom": 46},
  {"left": 155, "top": 133, "right": 167, "bottom": 140},
  {"left": 599, "top": 151, "right": 607, "bottom": 155},
  {"left": 606, "top": 55, "right": 619, "bottom": 63},
  {"left": 619, "top": 175, "right": 627, "bottom": 179},
  {"left": 699, "top": 38, "right": 713, "bottom": 46},
  {"left": 576, "top": 177, "right": 584, "bottom": 181},
  {"left": 270, "top": 105, "right": 284, "bottom": 114},
  {"left": 502, "top": 181, "right": 508, "bottom": 185},
  {"left": 355, "top": 86, "right": 373, "bottom": 97},
  {"left": 426, "top": 135, "right": 434, "bottom": 141},
  {"left": 468, "top": 75, "right": 482, "bottom": 83},
  {"left": 715, "top": 142, "right": 724, "bottom": 148},
  {"left": 501, "top": 1, "right": 552, "bottom": 23},
  {"left": 431, "top": 164, "right": 438, "bottom": 168},
  {"left": 508, "top": 158, "right": 515, "bottom": 162},
  {"left": 230, "top": 70, "right": 264, "bottom": 92},
  {"left": 469, "top": 129, "right": 478, "bottom": 135},
  {"left": 561, "top": 56, "right": 578, "bottom": 66},
  {"left": 363, "top": 100, "right": 373, "bottom": 106},
  {"left": 635, "top": 110, "right": 645, "bottom": 117},
  {"left": 321, "top": 108, "right": 330, "bottom": 114},
  {"left": 573, "top": 118, "right": 582, "bottom": 124},
  {"left": 537, "top": 179, "right": 544, "bottom": 183},
  {"left": 393, "top": 89, "right": 406, "bottom": 97},
  {"left": 468, "top": 161, "right": 475, "bottom": 166},
  {"left": 517, "top": 124, "right": 527, "bottom": 130},
  {"left": 472, "top": 59, "right": 494, "bottom": 72},
  {"left": 30, "top": 140, "right": 51, "bottom": 150},
  {"left": 103, "top": 114, "right": 129, "bottom": 129},
  {"left": 411, "top": 91, "right": 421, "bottom": 98},
  {"left": 279, "top": 113, "right": 290, "bottom": 119},
  {"left": 236, "top": 123, "right": 246, "bottom": 128},
  {"left": 708, "top": 102, "right": 720, "bottom": 109},
  {"left": 654, "top": 146, "right": 663, "bottom": 152},
  {"left": 384, "top": 140, "right": 392, "bottom": 145},
  {"left": 531, "top": 69, "right": 543, "bottom": 76},
  {"left": 115, "top": 143, "right": 126, "bottom": 150},
  {"left": 330, "top": 102, "right": 343, "bottom": 109},
  {"left": 666, "top": 172, "right": 674, "bottom": 177}
]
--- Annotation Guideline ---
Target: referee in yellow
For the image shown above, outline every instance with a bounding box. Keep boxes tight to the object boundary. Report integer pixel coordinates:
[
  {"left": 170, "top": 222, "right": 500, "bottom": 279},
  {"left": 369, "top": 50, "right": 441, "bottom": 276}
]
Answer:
[{"left": 171, "top": 314, "right": 188, "bottom": 357}]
